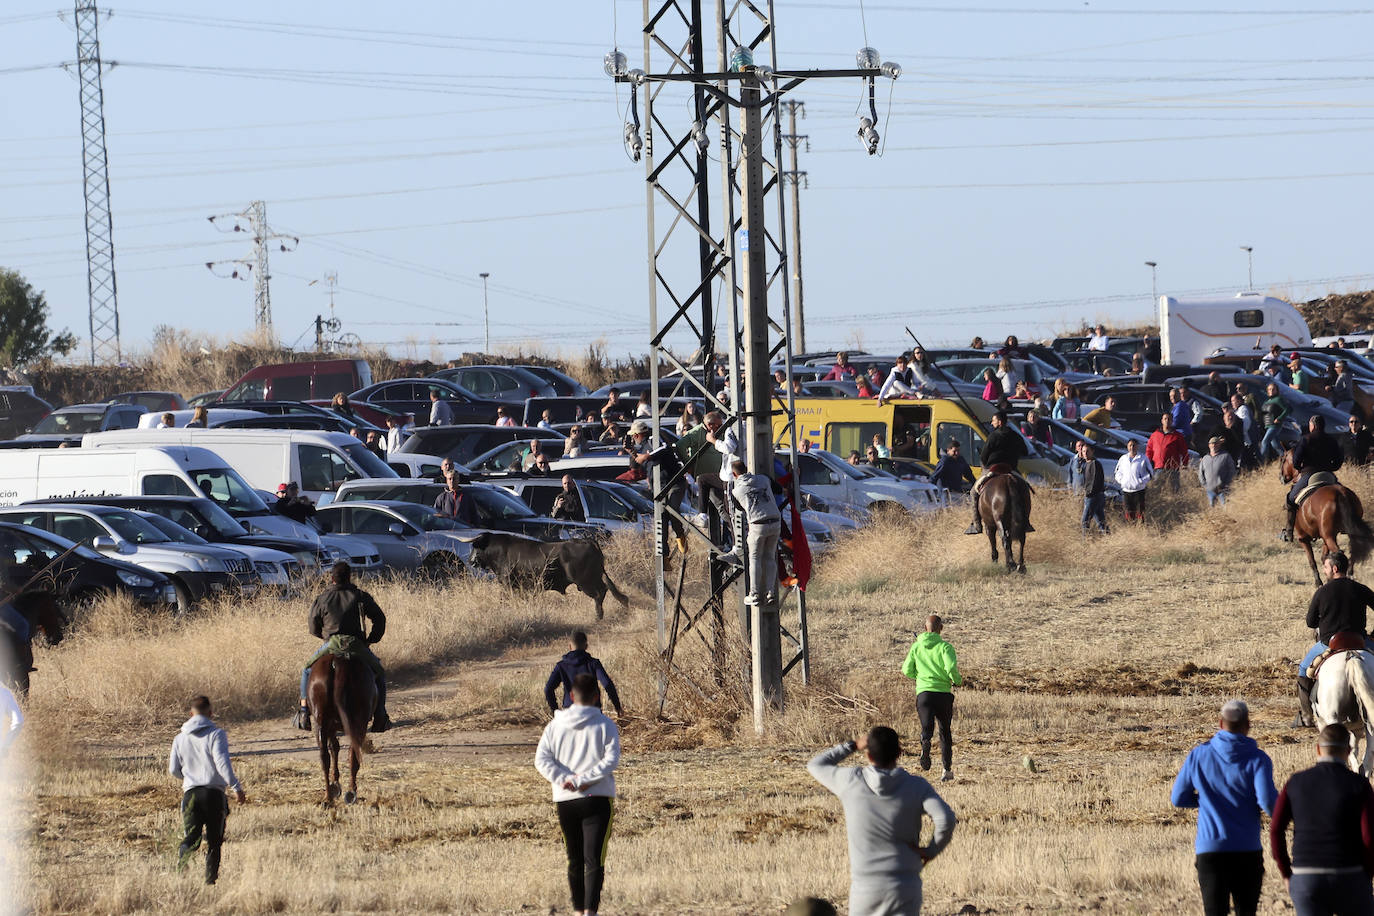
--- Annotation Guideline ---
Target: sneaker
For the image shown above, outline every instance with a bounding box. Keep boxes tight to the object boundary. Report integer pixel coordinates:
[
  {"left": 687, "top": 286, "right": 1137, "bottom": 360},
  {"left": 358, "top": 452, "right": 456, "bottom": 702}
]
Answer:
[
  {"left": 919, "top": 752, "right": 931, "bottom": 771},
  {"left": 941, "top": 769, "right": 954, "bottom": 782},
  {"left": 743, "top": 594, "right": 758, "bottom": 606}
]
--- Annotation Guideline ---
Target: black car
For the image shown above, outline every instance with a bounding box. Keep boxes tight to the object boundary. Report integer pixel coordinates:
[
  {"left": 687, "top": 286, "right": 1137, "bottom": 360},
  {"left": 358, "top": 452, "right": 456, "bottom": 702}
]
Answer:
[
  {"left": 351, "top": 378, "right": 501, "bottom": 425},
  {"left": 332, "top": 480, "right": 598, "bottom": 541},
  {"left": 522, "top": 365, "right": 589, "bottom": 397},
  {"left": 395, "top": 424, "right": 565, "bottom": 465},
  {"left": 431, "top": 365, "right": 557, "bottom": 402},
  {"left": 0, "top": 387, "right": 53, "bottom": 440},
  {"left": 0, "top": 521, "right": 176, "bottom": 609},
  {"left": 210, "top": 399, "right": 384, "bottom": 435},
  {"left": 10, "top": 402, "right": 147, "bottom": 446}
]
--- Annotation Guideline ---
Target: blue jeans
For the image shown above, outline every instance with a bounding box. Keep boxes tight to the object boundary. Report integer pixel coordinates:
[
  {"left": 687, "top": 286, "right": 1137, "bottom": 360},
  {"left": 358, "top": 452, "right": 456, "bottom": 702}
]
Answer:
[
  {"left": 1082, "top": 494, "right": 1108, "bottom": 532},
  {"left": 1289, "top": 871, "right": 1374, "bottom": 916},
  {"left": 1207, "top": 490, "right": 1227, "bottom": 507},
  {"left": 1261, "top": 425, "right": 1284, "bottom": 461},
  {"left": 1298, "top": 638, "right": 1374, "bottom": 675}
]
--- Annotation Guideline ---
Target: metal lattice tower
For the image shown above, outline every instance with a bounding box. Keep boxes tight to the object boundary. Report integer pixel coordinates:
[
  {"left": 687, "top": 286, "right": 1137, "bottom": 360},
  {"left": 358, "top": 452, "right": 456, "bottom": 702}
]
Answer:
[
  {"left": 207, "top": 201, "right": 297, "bottom": 335},
  {"left": 781, "top": 100, "right": 808, "bottom": 352},
  {"left": 74, "top": 1, "right": 121, "bottom": 365},
  {"left": 617, "top": 0, "right": 894, "bottom": 731}
]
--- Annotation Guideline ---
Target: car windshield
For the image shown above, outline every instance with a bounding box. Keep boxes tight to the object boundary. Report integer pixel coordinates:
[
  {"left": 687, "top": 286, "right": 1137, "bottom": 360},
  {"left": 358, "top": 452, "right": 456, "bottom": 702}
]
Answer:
[
  {"left": 468, "top": 486, "right": 537, "bottom": 520},
  {"left": 99, "top": 510, "right": 174, "bottom": 544},
  {"left": 32, "top": 410, "right": 105, "bottom": 434},
  {"left": 188, "top": 499, "right": 250, "bottom": 538},
  {"left": 603, "top": 482, "right": 653, "bottom": 513},
  {"left": 141, "top": 514, "right": 209, "bottom": 545},
  {"left": 192, "top": 467, "right": 272, "bottom": 516},
  {"left": 342, "top": 442, "right": 398, "bottom": 479},
  {"left": 813, "top": 450, "right": 869, "bottom": 481},
  {"left": 391, "top": 502, "right": 458, "bottom": 532}
]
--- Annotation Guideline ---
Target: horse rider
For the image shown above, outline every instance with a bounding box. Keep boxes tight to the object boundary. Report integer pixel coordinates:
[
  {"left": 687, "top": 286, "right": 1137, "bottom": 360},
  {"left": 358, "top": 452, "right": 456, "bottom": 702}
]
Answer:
[
  {"left": 965, "top": 411, "right": 1034, "bottom": 535},
  {"left": 1294, "top": 552, "right": 1374, "bottom": 728},
  {"left": 293, "top": 562, "right": 391, "bottom": 733},
  {"left": 1282, "top": 415, "right": 1343, "bottom": 543}
]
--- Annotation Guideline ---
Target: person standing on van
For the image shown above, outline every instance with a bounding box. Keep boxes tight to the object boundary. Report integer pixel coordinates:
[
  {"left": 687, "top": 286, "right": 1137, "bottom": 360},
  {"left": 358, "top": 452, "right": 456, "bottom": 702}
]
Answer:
[
  {"left": 185, "top": 406, "right": 209, "bottom": 429},
  {"left": 428, "top": 388, "right": 454, "bottom": 426},
  {"left": 274, "top": 483, "right": 316, "bottom": 524}
]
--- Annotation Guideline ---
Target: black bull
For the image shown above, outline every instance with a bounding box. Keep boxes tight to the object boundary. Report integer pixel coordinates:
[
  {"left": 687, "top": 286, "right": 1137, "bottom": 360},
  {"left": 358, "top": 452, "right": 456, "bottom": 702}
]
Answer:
[{"left": 467, "top": 533, "right": 629, "bottom": 619}]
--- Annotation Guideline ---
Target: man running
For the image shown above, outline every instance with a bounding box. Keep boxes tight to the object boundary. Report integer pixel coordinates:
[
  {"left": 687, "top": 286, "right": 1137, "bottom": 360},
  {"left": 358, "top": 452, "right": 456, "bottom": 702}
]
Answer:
[
  {"left": 900, "top": 615, "right": 963, "bottom": 782},
  {"left": 168, "top": 695, "right": 247, "bottom": 885},
  {"left": 294, "top": 562, "right": 390, "bottom": 733},
  {"left": 545, "top": 632, "right": 624, "bottom": 717}
]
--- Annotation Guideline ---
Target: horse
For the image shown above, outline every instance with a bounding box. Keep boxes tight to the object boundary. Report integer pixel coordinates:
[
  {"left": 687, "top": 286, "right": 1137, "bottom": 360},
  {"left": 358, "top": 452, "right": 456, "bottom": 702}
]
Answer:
[
  {"left": 0, "top": 591, "right": 65, "bottom": 698},
  {"left": 977, "top": 469, "right": 1032, "bottom": 574},
  {"left": 305, "top": 650, "right": 377, "bottom": 805},
  {"left": 1280, "top": 448, "right": 1374, "bottom": 585},
  {"left": 1312, "top": 649, "right": 1374, "bottom": 776}
]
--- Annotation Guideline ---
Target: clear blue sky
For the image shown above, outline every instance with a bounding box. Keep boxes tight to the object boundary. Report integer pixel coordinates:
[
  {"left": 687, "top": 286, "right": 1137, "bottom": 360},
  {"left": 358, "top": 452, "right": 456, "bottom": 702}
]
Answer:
[{"left": 4, "top": 1, "right": 1374, "bottom": 363}]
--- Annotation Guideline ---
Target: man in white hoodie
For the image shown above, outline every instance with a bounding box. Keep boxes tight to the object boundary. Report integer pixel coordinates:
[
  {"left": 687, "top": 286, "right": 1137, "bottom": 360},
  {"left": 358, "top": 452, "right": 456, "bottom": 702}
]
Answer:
[
  {"left": 534, "top": 673, "right": 621, "bottom": 916},
  {"left": 808, "top": 726, "right": 956, "bottom": 915},
  {"left": 168, "top": 695, "right": 246, "bottom": 885}
]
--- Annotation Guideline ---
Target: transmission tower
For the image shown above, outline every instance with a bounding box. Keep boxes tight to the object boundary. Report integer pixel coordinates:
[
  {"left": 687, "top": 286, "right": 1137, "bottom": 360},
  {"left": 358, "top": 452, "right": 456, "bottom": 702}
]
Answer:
[
  {"left": 610, "top": 1, "right": 898, "bottom": 731},
  {"left": 206, "top": 201, "right": 298, "bottom": 334},
  {"left": 781, "top": 100, "right": 808, "bottom": 352},
  {"left": 74, "top": 1, "right": 121, "bottom": 365}
]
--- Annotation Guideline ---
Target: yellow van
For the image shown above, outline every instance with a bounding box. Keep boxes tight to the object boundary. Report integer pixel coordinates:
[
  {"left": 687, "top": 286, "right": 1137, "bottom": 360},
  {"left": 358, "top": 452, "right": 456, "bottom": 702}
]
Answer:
[{"left": 775, "top": 397, "right": 1065, "bottom": 483}]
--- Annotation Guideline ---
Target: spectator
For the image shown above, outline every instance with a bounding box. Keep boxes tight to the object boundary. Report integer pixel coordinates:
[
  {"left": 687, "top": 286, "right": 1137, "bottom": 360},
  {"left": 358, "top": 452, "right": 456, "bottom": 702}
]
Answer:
[
  {"left": 534, "top": 674, "right": 621, "bottom": 916},
  {"left": 364, "top": 430, "right": 386, "bottom": 461},
  {"left": 618, "top": 420, "right": 652, "bottom": 483},
  {"left": 1130, "top": 352, "right": 1145, "bottom": 375},
  {"left": 1068, "top": 439, "right": 1089, "bottom": 494},
  {"left": 602, "top": 387, "right": 623, "bottom": 419},
  {"left": 552, "top": 475, "right": 586, "bottom": 523},
  {"left": 434, "top": 472, "right": 477, "bottom": 525},
  {"left": 274, "top": 482, "right": 315, "bottom": 524},
  {"left": 1146, "top": 413, "right": 1189, "bottom": 492},
  {"left": 1171, "top": 699, "right": 1278, "bottom": 916},
  {"left": 1011, "top": 380, "right": 1031, "bottom": 401},
  {"left": 429, "top": 456, "right": 457, "bottom": 484},
  {"left": 1346, "top": 415, "right": 1374, "bottom": 467},
  {"left": 877, "top": 354, "right": 919, "bottom": 405},
  {"left": 186, "top": 406, "right": 209, "bottom": 429},
  {"left": 1197, "top": 437, "right": 1236, "bottom": 507},
  {"left": 168, "top": 695, "right": 247, "bottom": 885},
  {"left": 871, "top": 433, "right": 890, "bottom": 460},
  {"left": 822, "top": 351, "right": 858, "bottom": 382},
  {"left": 529, "top": 452, "right": 554, "bottom": 477},
  {"left": 996, "top": 335, "right": 1027, "bottom": 360},
  {"left": 855, "top": 373, "right": 877, "bottom": 398},
  {"left": 1052, "top": 384, "right": 1081, "bottom": 421},
  {"left": 635, "top": 390, "right": 653, "bottom": 418},
  {"left": 675, "top": 402, "right": 700, "bottom": 437},
  {"left": 1087, "top": 324, "right": 1109, "bottom": 351},
  {"left": 545, "top": 632, "right": 623, "bottom": 716},
  {"left": 1202, "top": 371, "right": 1231, "bottom": 403},
  {"left": 599, "top": 419, "right": 622, "bottom": 444},
  {"left": 866, "top": 366, "right": 885, "bottom": 393},
  {"left": 969, "top": 336, "right": 985, "bottom": 349},
  {"left": 910, "top": 346, "right": 935, "bottom": 388},
  {"left": 1290, "top": 357, "right": 1310, "bottom": 395},
  {"left": 1169, "top": 387, "right": 1194, "bottom": 441},
  {"left": 773, "top": 368, "right": 789, "bottom": 391},
  {"left": 520, "top": 439, "right": 544, "bottom": 472},
  {"left": 847, "top": 450, "right": 863, "bottom": 466},
  {"left": 980, "top": 367, "right": 1001, "bottom": 402},
  {"left": 900, "top": 614, "right": 963, "bottom": 781},
  {"left": 1081, "top": 396, "right": 1117, "bottom": 443},
  {"left": 1260, "top": 344, "right": 1285, "bottom": 375},
  {"left": 1269, "top": 723, "right": 1374, "bottom": 916},
  {"left": 807, "top": 726, "right": 956, "bottom": 915},
  {"left": 536, "top": 409, "right": 555, "bottom": 431},
  {"left": 1081, "top": 443, "right": 1109, "bottom": 534},
  {"left": 495, "top": 406, "right": 516, "bottom": 427},
  {"left": 331, "top": 392, "right": 357, "bottom": 422},
  {"left": 157, "top": 412, "right": 176, "bottom": 429},
  {"left": 1330, "top": 360, "right": 1353, "bottom": 407},
  {"left": 1115, "top": 438, "right": 1153, "bottom": 523},
  {"left": 564, "top": 424, "right": 585, "bottom": 458},
  {"left": 928, "top": 440, "right": 975, "bottom": 494},
  {"left": 865, "top": 444, "right": 883, "bottom": 467},
  {"left": 385, "top": 414, "right": 409, "bottom": 454},
  {"left": 428, "top": 388, "right": 454, "bottom": 426},
  {"left": 731, "top": 458, "right": 782, "bottom": 606},
  {"left": 1218, "top": 408, "right": 1248, "bottom": 469},
  {"left": 1230, "top": 394, "right": 1256, "bottom": 444},
  {"left": 995, "top": 357, "right": 1020, "bottom": 397}
]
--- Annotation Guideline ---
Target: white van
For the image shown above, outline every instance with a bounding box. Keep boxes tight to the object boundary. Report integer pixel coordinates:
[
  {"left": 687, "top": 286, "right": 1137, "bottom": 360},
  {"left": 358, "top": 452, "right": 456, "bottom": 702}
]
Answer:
[
  {"left": 82, "top": 429, "right": 398, "bottom": 502},
  {"left": 1159, "top": 293, "right": 1312, "bottom": 366}
]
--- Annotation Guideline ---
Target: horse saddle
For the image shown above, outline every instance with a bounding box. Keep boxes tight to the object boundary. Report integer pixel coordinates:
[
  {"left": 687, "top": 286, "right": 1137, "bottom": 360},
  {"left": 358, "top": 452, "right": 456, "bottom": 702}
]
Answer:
[
  {"left": 985, "top": 463, "right": 1013, "bottom": 477},
  {"left": 1307, "top": 630, "right": 1368, "bottom": 680},
  {"left": 1295, "top": 471, "right": 1339, "bottom": 507},
  {"left": 323, "top": 634, "right": 368, "bottom": 661}
]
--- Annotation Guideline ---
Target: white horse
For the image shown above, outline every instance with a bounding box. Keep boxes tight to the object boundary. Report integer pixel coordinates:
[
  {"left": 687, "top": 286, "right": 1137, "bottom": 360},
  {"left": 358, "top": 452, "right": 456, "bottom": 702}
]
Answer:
[{"left": 1312, "top": 649, "right": 1374, "bottom": 777}]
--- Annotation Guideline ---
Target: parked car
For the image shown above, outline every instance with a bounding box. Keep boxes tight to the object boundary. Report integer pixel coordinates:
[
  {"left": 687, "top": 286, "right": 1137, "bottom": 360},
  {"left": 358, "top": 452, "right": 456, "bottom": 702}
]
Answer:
[
  {"left": 332, "top": 479, "right": 598, "bottom": 540},
  {"left": 187, "top": 390, "right": 225, "bottom": 407},
  {"left": 313, "top": 500, "right": 480, "bottom": 576},
  {"left": 12, "top": 402, "right": 147, "bottom": 445},
  {"left": 204, "top": 399, "right": 385, "bottom": 435},
  {"left": 351, "top": 378, "right": 502, "bottom": 426},
  {"left": 220, "top": 358, "right": 373, "bottom": 403},
  {"left": 0, "top": 387, "right": 54, "bottom": 440},
  {"left": 0, "top": 521, "right": 178, "bottom": 610},
  {"left": 431, "top": 365, "right": 557, "bottom": 402},
  {"left": 0, "top": 503, "right": 257, "bottom": 611},
  {"left": 497, "top": 478, "right": 649, "bottom": 534},
  {"left": 522, "top": 396, "right": 694, "bottom": 426},
  {"left": 111, "top": 391, "right": 189, "bottom": 412},
  {"left": 394, "top": 424, "right": 564, "bottom": 466},
  {"left": 522, "top": 365, "right": 589, "bottom": 397},
  {"left": 132, "top": 511, "right": 298, "bottom": 591},
  {"left": 779, "top": 448, "right": 946, "bottom": 520}
]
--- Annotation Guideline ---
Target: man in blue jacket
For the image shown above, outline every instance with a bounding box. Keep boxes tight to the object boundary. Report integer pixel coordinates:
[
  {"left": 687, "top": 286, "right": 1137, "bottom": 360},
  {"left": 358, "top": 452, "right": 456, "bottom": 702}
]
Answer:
[
  {"left": 1171, "top": 700, "right": 1279, "bottom": 916},
  {"left": 544, "top": 631, "right": 623, "bottom": 717}
]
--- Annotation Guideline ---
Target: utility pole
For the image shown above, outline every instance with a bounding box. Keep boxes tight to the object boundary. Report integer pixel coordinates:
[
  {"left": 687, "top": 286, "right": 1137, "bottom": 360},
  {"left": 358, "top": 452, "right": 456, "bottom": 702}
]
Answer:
[
  {"left": 73, "top": 0, "right": 121, "bottom": 365},
  {"left": 207, "top": 201, "right": 297, "bottom": 336},
  {"left": 781, "top": 100, "right": 808, "bottom": 352},
  {"left": 479, "top": 272, "right": 491, "bottom": 353},
  {"left": 1240, "top": 245, "right": 1254, "bottom": 291},
  {"left": 613, "top": 1, "right": 897, "bottom": 732}
]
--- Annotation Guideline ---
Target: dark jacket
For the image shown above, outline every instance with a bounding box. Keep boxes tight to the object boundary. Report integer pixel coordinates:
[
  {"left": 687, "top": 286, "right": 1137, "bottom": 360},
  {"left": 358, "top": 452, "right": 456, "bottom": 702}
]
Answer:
[
  {"left": 1305, "top": 577, "right": 1374, "bottom": 644},
  {"left": 544, "top": 649, "right": 622, "bottom": 714},
  {"left": 434, "top": 488, "right": 477, "bottom": 525},
  {"left": 1293, "top": 430, "right": 1343, "bottom": 474},
  {"left": 1345, "top": 428, "right": 1374, "bottom": 466},
  {"left": 309, "top": 584, "right": 386, "bottom": 643},
  {"left": 1270, "top": 759, "right": 1374, "bottom": 878},
  {"left": 928, "top": 453, "right": 975, "bottom": 493},
  {"left": 1083, "top": 458, "right": 1105, "bottom": 498},
  {"left": 980, "top": 426, "right": 1027, "bottom": 469},
  {"left": 1330, "top": 373, "right": 1353, "bottom": 405},
  {"left": 275, "top": 495, "right": 315, "bottom": 524},
  {"left": 552, "top": 488, "right": 585, "bottom": 523}
]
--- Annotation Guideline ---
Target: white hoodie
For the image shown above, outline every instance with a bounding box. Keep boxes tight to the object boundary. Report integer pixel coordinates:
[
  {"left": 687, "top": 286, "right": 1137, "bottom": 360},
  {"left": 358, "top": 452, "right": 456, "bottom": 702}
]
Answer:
[
  {"left": 1114, "top": 452, "right": 1154, "bottom": 493},
  {"left": 168, "top": 715, "right": 242, "bottom": 794},
  {"left": 534, "top": 703, "right": 621, "bottom": 803}
]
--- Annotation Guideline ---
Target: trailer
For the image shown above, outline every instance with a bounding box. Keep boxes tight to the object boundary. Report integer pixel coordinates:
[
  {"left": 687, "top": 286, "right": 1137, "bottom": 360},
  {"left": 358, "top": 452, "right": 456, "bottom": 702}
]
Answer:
[{"left": 1158, "top": 292, "right": 1311, "bottom": 366}]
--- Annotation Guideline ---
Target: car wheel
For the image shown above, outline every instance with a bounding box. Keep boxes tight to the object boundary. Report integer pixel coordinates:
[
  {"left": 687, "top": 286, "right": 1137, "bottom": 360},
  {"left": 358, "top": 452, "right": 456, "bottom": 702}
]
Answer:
[
  {"left": 421, "top": 552, "right": 464, "bottom": 582},
  {"left": 170, "top": 579, "right": 193, "bottom": 618}
]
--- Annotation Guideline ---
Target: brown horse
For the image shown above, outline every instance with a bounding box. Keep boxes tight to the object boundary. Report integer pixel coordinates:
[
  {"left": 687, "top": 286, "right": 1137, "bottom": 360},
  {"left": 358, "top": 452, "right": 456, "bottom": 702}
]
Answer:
[
  {"left": 978, "top": 472, "right": 1032, "bottom": 574},
  {"left": 1280, "top": 448, "right": 1374, "bottom": 585},
  {"left": 305, "top": 652, "right": 377, "bottom": 805},
  {"left": 0, "top": 591, "right": 65, "bottom": 697}
]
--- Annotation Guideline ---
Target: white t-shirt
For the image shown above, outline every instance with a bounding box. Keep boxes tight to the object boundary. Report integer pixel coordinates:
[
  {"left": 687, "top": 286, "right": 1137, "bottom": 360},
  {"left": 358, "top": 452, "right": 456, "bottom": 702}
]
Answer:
[{"left": 1087, "top": 333, "right": 1109, "bottom": 351}]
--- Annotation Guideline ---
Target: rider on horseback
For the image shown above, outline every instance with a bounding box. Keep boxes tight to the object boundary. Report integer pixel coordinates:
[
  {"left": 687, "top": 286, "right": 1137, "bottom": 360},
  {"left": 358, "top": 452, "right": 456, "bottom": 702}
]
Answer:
[
  {"left": 1282, "top": 415, "right": 1343, "bottom": 543},
  {"left": 964, "top": 411, "right": 1035, "bottom": 535},
  {"left": 294, "top": 562, "right": 391, "bottom": 733},
  {"left": 1294, "top": 552, "right": 1374, "bottom": 727}
]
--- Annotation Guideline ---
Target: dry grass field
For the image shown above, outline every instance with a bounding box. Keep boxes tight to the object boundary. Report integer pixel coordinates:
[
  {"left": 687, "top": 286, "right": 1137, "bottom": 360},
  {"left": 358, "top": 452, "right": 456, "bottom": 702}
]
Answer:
[{"left": 7, "top": 467, "right": 1365, "bottom": 914}]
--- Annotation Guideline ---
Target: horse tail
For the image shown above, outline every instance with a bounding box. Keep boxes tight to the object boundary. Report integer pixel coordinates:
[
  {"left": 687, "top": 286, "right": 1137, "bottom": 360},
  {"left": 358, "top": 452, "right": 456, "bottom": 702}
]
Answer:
[
  {"left": 603, "top": 571, "right": 629, "bottom": 607},
  {"left": 335, "top": 659, "right": 371, "bottom": 757},
  {"left": 1349, "top": 653, "right": 1374, "bottom": 737},
  {"left": 1338, "top": 490, "right": 1374, "bottom": 566}
]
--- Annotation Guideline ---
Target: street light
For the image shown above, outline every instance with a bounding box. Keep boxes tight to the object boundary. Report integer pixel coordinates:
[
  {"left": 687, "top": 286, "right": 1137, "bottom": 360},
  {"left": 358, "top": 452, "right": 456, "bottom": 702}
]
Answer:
[
  {"left": 1239, "top": 246, "right": 1253, "bottom": 291},
  {"left": 1144, "top": 261, "right": 1158, "bottom": 304},
  {"left": 480, "top": 272, "right": 491, "bottom": 354}
]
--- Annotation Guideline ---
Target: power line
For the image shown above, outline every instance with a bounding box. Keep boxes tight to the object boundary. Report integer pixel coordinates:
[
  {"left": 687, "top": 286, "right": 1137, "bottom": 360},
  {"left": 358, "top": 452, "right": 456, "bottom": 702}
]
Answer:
[
  {"left": 785, "top": 3, "right": 1374, "bottom": 14},
  {"left": 816, "top": 168, "right": 1374, "bottom": 191}
]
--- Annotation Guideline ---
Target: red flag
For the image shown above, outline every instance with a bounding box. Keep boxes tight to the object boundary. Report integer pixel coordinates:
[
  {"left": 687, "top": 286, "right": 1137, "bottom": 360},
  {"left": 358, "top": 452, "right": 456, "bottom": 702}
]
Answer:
[{"left": 789, "top": 500, "right": 812, "bottom": 592}]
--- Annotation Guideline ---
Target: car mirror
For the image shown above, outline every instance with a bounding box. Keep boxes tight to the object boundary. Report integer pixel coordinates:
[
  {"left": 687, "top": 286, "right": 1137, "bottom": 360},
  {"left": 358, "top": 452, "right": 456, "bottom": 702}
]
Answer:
[
  {"left": 193, "top": 525, "right": 212, "bottom": 539},
  {"left": 387, "top": 523, "right": 405, "bottom": 537},
  {"left": 91, "top": 535, "right": 116, "bottom": 552},
  {"left": 828, "top": 472, "right": 840, "bottom": 485}
]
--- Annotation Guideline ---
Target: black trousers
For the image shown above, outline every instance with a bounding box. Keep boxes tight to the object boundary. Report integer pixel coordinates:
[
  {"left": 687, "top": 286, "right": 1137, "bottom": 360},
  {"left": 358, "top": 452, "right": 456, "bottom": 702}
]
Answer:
[
  {"left": 1196, "top": 850, "right": 1263, "bottom": 916},
  {"left": 557, "top": 796, "right": 614, "bottom": 913},
  {"left": 917, "top": 691, "right": 955, "bottom": 769},
  {"left": 178, "top": 787, "right": 229, "bottom": 884},
  {"left": 1123, "top": 489, "right": 1146, "bottom": 519}
]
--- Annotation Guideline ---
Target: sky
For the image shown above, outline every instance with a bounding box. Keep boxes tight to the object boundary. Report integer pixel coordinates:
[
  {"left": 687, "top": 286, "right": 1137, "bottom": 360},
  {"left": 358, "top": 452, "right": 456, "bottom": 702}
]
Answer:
[{"left": 4, "top": 1, "right": 1374, "bottom": 365}]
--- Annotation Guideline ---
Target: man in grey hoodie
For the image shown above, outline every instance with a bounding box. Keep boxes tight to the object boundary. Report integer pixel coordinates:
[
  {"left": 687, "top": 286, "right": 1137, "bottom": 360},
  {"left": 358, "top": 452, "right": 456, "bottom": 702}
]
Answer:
[
  {"left": 1197, "top": 436, "right": 1237, "bottom": 508},
  {"left": 808, "top": 726, "right": 957, "bottom": 915},
  {"left": 534, "top": 674, "right": 621, "bottom": 916},
  {"left": 168, "top": 695, "right": 246, "bottom": 885},
  {"left": 731, "top": 458, "right": 782, "bottom": 606}
]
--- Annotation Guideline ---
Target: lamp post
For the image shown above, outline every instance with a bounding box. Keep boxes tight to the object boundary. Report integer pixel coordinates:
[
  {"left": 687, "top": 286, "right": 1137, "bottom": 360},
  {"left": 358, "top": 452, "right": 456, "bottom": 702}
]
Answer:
[
  {"left": 1144, "top": 260, "right": 1158, "bottom": 304},
  {"left": 1239, "top": 246, "right": 1253, "bottom": 291},
  {"left": 479, "top": 272, "right": 490, "bottom": 354}
]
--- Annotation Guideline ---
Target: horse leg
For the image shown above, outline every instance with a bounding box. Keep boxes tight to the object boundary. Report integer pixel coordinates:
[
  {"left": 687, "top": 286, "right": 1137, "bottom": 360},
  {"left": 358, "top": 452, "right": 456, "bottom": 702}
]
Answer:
[
  {"left": 345, "top": 743, "right": 360, "bottom": 804},
  {"left": 1301, "top": 537, "right": 1322, "bottom": 586},
  {"left": 316, "top": 727, "right": 334, "bottom": 805},
  {"left": 329, "top": 733, "right": 341, "bottom": 800},
  {"left": 985, "top": 524, "right": 997, "bottom": 563},
  {"left": 1016, "top": 533, "right": 1027, "bottom": 574},
  {"left": 1001, "top": 525, "right": 1013, "bottom": 573}
]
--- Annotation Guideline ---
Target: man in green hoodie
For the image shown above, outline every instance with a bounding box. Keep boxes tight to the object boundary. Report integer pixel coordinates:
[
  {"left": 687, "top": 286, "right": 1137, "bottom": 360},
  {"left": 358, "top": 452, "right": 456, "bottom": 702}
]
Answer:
[{"left": 901, "top": 615, "right": 963, "bottom": 782}]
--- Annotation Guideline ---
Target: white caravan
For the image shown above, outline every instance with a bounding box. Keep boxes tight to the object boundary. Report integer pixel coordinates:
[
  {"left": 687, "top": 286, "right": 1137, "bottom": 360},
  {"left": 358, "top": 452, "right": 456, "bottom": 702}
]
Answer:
[{"left": 1159, "top": 292, "right": 1311, "bottom": 366}]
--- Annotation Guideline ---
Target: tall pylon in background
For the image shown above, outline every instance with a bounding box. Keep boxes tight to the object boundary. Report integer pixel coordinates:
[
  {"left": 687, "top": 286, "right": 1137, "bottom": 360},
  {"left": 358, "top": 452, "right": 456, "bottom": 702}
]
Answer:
[
  {"left": 781, "top": 100, "right": 808, "bottom": 352},
  {"left": 74, "top": 0, "right": 121, "bottom": 365},
  {"left": 207, "top": 201, "right": 298, "bottom": 335}
]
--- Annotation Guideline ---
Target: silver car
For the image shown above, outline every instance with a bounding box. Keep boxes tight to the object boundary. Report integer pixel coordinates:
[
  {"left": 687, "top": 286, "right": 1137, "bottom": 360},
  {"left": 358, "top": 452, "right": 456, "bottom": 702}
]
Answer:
[{"left": 313, "top": 500, "right": 481, "bottom": 576}]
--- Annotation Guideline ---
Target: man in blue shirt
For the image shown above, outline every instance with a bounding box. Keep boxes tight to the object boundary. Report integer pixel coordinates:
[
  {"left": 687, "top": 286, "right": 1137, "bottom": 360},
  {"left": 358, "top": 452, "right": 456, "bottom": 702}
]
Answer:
[
  {"left": 544, "top": 632, "right": 623, "bottom": 717},
  {"left": 927, "top": 440, "right": 975, "bottom": 494},
  {"left": 1170, "top": 386, "right": 1194, "bottom": 441},
  {"left": 1171, "top": 700, "right": 1278, "bottom": 916}
]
